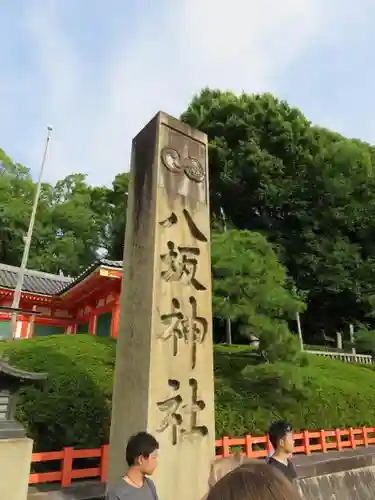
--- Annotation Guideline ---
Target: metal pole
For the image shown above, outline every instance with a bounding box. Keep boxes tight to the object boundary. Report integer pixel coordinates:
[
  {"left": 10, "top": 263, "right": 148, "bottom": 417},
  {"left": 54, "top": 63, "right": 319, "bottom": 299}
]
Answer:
[
  {"left": 10, "top": 126, "right": 53, "bottom": 336},
  {"left": 219, "top": 206, "right": 232, "bottom": 345},
  {"left": 296, "top": 312, "right": 303, "bottom": 351}
]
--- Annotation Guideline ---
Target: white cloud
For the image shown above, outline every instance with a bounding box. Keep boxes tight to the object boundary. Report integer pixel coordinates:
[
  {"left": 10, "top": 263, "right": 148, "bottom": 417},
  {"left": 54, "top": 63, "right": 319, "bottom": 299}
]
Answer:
[{"left": 6, "top": 0, "right": 375, "bottom": 185}]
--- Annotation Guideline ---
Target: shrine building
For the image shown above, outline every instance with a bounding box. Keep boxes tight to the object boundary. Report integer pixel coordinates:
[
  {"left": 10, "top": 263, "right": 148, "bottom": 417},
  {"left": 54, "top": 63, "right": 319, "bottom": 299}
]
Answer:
[{"left": 0, "top": 260, "right": 123, "bottom": 339}]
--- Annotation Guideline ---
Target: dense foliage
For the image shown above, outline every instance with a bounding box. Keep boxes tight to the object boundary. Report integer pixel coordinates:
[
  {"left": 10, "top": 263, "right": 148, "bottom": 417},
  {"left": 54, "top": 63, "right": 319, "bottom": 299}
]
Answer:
[
  {"left": 0, "top": 149, "right": 129, "bottom": 276},
  {"left": 4, "top": 88, "right": 375, "bottom": 345},
  {"left": 1, "top": 336, "right": 375, "bottom": 451},
  {"left": 211, "top": 230, "right": 304, "bottom": 360},
  {"left": 0, "top": 336, "right": 114, "bottom": 451},
  {"left": 182, "top": 90, "right": 375, "bottom": 345},
  {"left": 214, "top": 345, "right": 375, "bottom": 436}
]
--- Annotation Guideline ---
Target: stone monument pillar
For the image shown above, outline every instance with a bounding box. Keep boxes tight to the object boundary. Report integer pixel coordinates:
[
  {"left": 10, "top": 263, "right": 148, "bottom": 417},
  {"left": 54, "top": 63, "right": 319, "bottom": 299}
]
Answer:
[{"left": 108, "top": 112, "right": 215, "bottom": 500}]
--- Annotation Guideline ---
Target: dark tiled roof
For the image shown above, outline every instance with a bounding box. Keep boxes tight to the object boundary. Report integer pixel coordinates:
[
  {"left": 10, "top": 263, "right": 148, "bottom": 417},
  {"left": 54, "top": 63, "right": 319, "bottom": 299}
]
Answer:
[
  {"left": 0, "top": 260, "right": 123, "bottom": 297},
  {"left": 57, "top": 259, "right": 123, "bottom": 295},
  {"left": 100, "top": 259, "right": 123, "bottom": 269},
  {"left": 0, "top": 263, "right": 73, "bottom": 295}
]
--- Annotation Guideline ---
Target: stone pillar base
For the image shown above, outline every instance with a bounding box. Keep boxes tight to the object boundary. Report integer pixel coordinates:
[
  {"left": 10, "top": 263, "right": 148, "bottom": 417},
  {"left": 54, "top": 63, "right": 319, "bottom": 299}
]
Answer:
[{"left": 0, "top": 437, "right": 33, "bottom": 500}]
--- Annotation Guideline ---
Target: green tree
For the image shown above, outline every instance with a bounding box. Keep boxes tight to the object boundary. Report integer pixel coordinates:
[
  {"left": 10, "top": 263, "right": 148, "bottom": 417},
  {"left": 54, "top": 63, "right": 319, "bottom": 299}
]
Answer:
[
  {"left": 0, "top": 155, "right": 116, "bottom": 277},
  {"left": 211, "top": 229, "right": 304, "bottom": 361},
  {"left": 106, "top": 173, "right": 129, "bottom": 260},
  {"left": 182, "top": 89, "right": 375, "bottom": 343},
  {"left": 0, "top": 152, "right": 50, "bottom": 266},
  {"left": 29, "top": 174, "right": 112, "bottom": 276}
]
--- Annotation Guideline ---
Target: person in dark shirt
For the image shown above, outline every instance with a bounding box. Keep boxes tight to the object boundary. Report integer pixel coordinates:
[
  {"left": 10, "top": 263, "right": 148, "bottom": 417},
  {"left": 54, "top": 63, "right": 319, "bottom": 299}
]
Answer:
[
  {"left": 267, "top": 420, "right": 298, "bottom": 483},
  {"left": 106, "top": 432, "right": 159, "bottom": 500}
]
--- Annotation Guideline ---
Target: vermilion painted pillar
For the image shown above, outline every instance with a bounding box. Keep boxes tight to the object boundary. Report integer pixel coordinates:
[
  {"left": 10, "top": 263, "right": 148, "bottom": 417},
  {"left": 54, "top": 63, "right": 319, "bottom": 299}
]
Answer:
[
  {"left": 111, "top": 300, "right": 120, "bottom": 339},
  {"left": 19, "top": 317, "right": 30, "bottom": 338},
  {"left": 28, "top": 305, "right": 37, "bottom": 338},
  {"left": 65, "top": 324, "right": 76, "bottom": 335},
  {"left": 88, "top": 310, "right": 97, "bottom": 335}
]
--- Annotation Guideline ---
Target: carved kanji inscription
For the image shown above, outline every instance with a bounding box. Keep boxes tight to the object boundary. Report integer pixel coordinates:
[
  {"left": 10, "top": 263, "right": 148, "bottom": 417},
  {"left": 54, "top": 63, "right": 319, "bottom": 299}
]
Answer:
[
  {"left": 156, "top": 378, "right": 208, "bottom": 445},
  {"left": 160, "top": 241, "right": 206, "bottom": 291},
  {"left": 158, "top": 297, "right": 208, "bottom": 368},
  {"left": 156, "top": 379, "right": 182, "bottom": 445},
  {"left": 159, "top": 209, "right": 208, "bottom": 243}
]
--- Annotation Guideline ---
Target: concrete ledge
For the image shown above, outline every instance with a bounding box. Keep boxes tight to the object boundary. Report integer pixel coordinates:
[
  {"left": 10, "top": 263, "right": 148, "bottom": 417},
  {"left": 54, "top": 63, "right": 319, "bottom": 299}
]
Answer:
[
  {"left": 28, "top": 481, "right": 105, "bottom": 500},
  {"left": 295, "top": 448, "right": 375, "bottom": 499},
  {"left": 294, "top": 447, "right": 375, "bottom": 478}
]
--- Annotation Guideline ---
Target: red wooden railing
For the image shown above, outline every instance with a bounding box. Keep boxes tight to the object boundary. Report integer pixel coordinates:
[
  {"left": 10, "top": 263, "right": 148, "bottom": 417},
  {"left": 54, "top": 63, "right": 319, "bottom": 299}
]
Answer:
[
  {"left": 30, "top": 444, "right": 109, "bottom": 487},
  {"left": 29, "top": 426, "right": 375, "bottom": 488}
]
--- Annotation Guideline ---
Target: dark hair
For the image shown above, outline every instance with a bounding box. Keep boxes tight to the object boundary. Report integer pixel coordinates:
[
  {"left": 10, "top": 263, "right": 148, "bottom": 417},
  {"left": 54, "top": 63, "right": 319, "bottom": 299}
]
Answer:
[
  {"left": 268, "top": 421, "right": 292, "bottom": 450},
  {"left": 125, "top": 432, "right": 159, "bottom": 466},
  {"left": 207, "top": 462, "right": 302, "bottom": 500}
]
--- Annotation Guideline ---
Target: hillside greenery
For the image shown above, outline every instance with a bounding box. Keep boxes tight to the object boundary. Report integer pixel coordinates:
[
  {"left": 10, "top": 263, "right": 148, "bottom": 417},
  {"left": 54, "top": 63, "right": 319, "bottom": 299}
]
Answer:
[{"left": 1, "top": 336, "right": 375, "bottom": 451}]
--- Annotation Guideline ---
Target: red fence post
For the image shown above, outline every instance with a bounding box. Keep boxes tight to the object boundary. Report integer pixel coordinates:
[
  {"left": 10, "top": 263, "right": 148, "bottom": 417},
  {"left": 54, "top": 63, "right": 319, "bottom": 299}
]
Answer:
[
  {"left": 363, "top": 426, "right": 369, "bottom": 447},
  {"left": 320, "top": 429, "right": 327, "bottom": 453},
  {"left": 335, "top": 429, "right": 342, "bottom": 451},
  {"left": 303, "top": 430, "right": 311, "bottom": 455},
  {"left": 61, "top": 447, "right": 74, "bottom": 487},
  {"left": 100, "top": 445, "right": 109, "bottom": 482},
  {"left": 244, "top": 435, "right": 252, "bottom": 457},
  {"left": 222, "top": 436, "right": 231, "bottom": 457},
  {"left": 349, "top": 428, "right": 356, "bottom": 449}
]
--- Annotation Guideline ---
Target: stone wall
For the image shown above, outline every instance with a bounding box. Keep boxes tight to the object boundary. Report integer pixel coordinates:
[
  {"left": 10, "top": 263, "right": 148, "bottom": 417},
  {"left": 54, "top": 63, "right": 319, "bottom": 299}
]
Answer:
[
  {"left": 295, "top": 448, "right": 375, "bottom": 499},
  {"left": 298, "top": 467, "right": 375, "bottom": 500}
]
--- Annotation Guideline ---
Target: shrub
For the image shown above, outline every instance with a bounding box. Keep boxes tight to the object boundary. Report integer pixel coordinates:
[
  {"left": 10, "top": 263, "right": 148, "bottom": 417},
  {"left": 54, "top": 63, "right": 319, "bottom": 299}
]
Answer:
[
  {"left": 0, "top": 335, "right": 115, "bottom": 451},
  {"left": 354, "top": 326, "right": 375, "bottom": 354},
  {"left": 2, "top": 336, "right": 375, "bottom": 451},
  {"left": 215, "top": 353, "right": 375, "bottom": 436}
]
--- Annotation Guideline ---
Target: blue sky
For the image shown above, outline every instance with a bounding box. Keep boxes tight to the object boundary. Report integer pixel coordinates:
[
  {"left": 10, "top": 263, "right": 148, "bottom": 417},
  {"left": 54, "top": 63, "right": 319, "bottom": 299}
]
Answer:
[{"left": 1, "top": 0, "right": 375, "bottom": 186}]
